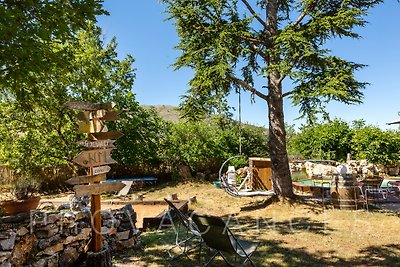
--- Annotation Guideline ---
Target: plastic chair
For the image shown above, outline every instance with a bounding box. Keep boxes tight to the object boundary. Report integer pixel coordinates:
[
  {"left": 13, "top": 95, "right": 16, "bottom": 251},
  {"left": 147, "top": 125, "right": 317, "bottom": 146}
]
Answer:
[
  {"left": 164, "top": 198, "right": 202, "bottom": 260},
  {"left": 360, "top": 178, "right": 388, "bottom": 200},
  {"left": 192, "top": 213, "right": 258, "bottom": 267}
]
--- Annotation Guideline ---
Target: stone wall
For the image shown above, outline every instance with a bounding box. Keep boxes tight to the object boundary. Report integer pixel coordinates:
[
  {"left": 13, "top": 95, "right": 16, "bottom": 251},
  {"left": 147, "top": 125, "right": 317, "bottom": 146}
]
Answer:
[
  {"left": 0, "top": 204, "right": 140, "bottom": 267},
  {"left": 290, "top": 160, "right": 399, "bottom": 178}
]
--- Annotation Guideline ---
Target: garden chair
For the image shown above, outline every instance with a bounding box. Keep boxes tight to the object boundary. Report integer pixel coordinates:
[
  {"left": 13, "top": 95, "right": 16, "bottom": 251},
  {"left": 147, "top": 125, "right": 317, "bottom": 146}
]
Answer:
[
  {"left": 164, "top": 198, "right": 202, "bottom": 260},
  {"left": 355, "top": 182, "right": 369, "bottom": 211},
  {"left": 192, "top": 213, "right": 258, "bottom": 267},
  {"left": 359, "top": 177, "right": 388, "bottom": 200}
]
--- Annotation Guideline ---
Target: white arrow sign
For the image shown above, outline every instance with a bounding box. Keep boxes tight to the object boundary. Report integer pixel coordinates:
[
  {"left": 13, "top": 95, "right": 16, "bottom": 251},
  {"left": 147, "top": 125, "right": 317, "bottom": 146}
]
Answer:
[{"left": 92, "top": 165, "right": 111, "bottom": 176}]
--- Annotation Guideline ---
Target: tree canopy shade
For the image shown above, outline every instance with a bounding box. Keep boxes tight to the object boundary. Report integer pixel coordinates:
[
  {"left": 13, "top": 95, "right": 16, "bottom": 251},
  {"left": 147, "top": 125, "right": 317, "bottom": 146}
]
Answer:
[
  {"left": 0, "top": 0, "right": 106, "bottom": 103},
  {"left": 162, "top": 0, "right": 384, "bottom": 197}
]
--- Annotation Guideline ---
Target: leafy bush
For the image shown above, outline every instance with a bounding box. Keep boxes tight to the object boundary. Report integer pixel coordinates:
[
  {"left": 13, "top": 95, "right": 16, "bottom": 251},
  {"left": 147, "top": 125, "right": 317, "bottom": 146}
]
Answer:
[
  {"left": 12, "top": 177, "right": 40, "bottom": 200},
  {"left": 162, "top": 118, "right": 269, "bottom": 175},
  {"left": 289, "top": 119, "right": 352, "bottom": 161},
  {"left": 351, "top": 126, "right": 400, "bottom": 165}
]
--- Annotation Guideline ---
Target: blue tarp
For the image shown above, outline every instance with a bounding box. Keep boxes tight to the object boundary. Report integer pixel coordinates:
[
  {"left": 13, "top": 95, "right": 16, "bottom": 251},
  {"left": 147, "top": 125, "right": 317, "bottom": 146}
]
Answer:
[{"left": 105, "top": 177, "right": 157, "bottom": 182}]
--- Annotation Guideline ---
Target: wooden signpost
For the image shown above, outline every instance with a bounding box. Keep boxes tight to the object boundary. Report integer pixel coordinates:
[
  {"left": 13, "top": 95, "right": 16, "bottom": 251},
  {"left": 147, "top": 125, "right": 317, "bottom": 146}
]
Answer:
[
  {"left": 89, "top": 131, "right": 124, "bottom": 141},
  {"left": 73, "top": 148, "right": 116, "bottom": 168},
  {"left": 92, "top": 165, "right": 111, "bottom": 176},
  {"left": 65, "top": 174, "right": 107, "bottom": 185},
  {"left": 77, "top": 140, "right": 115, "bottom": 148},
  {"left": 64, "top": 102, "right": 116, "bottom": 111},
  {"left": 77, "top": 110, "right": 122, "bottom": 122},
  {"left": 73, "top": 182, "right": 125, "bottom": 197},
  {"left": 78, "top": 120, "right": 105, "bottom": 133},
  {"left": 65, "top": 101, "right": 124, "bottom": 256}
]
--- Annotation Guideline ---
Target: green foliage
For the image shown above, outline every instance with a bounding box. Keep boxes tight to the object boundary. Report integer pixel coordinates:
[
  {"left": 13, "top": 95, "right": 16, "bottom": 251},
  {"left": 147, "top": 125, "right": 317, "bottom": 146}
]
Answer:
[
  {"left": 162, "top": 118, "right": 269, "bottom": 174},
  {"left": 0, "top": 0, "right": 107, "bottom": 103},
  {"left": 162, "top": 0, "right": 383, "bottom": 122},
  {"left": 162, "top": 121, "right": 230, "bottom": 173},
  {"left": 12, "top": 177, "right": 40, "bottom": 200},
  {"left": 289, "top": 119, "right": 353, "bottom": 161},
  {"left": 111, "top": 96, "right": 168, "bottom": 166},
  {"left": 0, "top": 25, "right": 139, "bottom": 182},
  {"left": 351, "top": 126, "right": 400, "bottom": 165},
  {"left": 288, "top": 119, "right": 400, "bottom": 166}
]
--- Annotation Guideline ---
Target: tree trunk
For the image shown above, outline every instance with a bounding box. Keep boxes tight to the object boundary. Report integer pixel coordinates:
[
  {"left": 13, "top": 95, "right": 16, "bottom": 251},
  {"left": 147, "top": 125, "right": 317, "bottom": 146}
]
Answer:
[
  {"left": 267, "top": 76, "right": 294, "bottom": 198},
  {"left": 266, "top": 0, "right": 294, "bottom": 198}
]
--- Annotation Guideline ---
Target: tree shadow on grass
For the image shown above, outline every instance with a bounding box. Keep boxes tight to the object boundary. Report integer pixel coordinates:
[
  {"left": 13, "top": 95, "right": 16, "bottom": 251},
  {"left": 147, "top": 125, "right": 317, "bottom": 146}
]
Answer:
[
  {"left": 230, "top": 216, "right": 335, "bottom": 236},
  {"left": 345, "top": 244, "right": 400, "bottom": 266},
  {"left": 239, "top": 195, "right": 332, "bottom": 215},
  {"left": 113, "top": 226, "right": 400, "bottom": 267}
]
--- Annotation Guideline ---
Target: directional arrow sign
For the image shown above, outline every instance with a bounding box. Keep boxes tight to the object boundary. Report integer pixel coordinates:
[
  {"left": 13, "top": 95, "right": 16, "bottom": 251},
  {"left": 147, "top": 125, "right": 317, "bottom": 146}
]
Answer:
[
  {"left": 78, "top": 120, "right": 105, "bottom": 133},
  {"left": 77, "top": 140, "right": 115, "bottom": 148},
  {"left": 76, "top": 110, "right": 108, "bottom": 121},
  {"left": 76, "top": 111, "right": 91, "bottom": 121},
  {"left": 92, "top": 165, "right": 111, "bottom": 175},
  {"left": 73, "top": 149, "right": 116, "bottom": 168},
  {"left": 101, "top": 111, "right": 123, "bottom": 121},
  {"left": 89, "top": 131, "right": 124, "bottom": 140},
  {"left": 73, "top": 182, "right": 125, "bottom": 197},
  {"left": 66, "top": 174, "right": 106, "bottom": 185},
  {"left": 64, "top": 102, "right": 116, "bottom": 111}
]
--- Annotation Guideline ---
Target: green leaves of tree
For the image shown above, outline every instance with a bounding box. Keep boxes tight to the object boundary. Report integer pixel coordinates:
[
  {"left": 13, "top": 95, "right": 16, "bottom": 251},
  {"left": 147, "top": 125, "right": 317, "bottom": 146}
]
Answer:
[
  {"left": 0, "top": 0, "right": 107, "bottom": 103},
  {"left": 289, "top": 119, "right": 400, "bottom": 165},
  {"left": 0, "top": 24, "right": 137, "bottom": 181},
  {"left": 163, "top": 0, "right": 383, "bottom": 121}
]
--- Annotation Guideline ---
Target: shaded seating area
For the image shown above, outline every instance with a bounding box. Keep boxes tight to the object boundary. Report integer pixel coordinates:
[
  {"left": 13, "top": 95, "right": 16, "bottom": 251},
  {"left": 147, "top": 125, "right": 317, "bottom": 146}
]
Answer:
[{"left": 192, "top": 213, "right": 258, "bottom": 267}]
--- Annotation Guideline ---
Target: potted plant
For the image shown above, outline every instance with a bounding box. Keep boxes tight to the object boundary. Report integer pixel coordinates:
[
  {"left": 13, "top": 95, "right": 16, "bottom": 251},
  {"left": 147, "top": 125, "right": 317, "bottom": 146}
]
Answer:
[{"left": 0, "top": 176, "right": 41, "bottom": 216}]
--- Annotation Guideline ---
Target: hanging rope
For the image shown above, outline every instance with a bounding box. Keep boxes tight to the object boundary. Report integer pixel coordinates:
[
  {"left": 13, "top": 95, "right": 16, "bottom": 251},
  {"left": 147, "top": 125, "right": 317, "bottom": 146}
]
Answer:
[{"left": 238, "top": 88, "right": 242, "bottom": 155}]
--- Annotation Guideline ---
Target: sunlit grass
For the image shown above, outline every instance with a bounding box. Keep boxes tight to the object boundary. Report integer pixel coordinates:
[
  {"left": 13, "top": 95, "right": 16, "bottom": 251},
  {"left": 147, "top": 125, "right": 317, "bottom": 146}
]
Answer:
[{"left": 112, "top": 181, "right": 400, "bottom": 266}]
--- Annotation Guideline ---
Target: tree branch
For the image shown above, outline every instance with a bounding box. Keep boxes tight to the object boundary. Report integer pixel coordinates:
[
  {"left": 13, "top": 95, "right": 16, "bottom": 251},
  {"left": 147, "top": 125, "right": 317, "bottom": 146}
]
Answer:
[
  {"left": 291, "top": 0, "right": 318, "bottom": 29},
  {"left": 282, "top": 89, "right": 296, "bottom": 98},
  {"left": 228, "top": 74, "right": 269, "bottom": 101},
  {"left": 241, "top": 0, "right": 266, "bottom": 28},
  {"left": 249, "top": 42, "right": 269, "bottom": 62}
]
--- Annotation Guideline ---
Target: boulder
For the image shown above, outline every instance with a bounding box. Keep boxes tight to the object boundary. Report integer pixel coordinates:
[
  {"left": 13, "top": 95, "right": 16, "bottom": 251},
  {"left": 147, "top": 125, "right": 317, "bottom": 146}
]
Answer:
[
  {"left": 59, "top": 247, "right": 79, "bottom": 266},
  {"left": 37, "top": 242, "right": 64, "bottom": 256},
  {"left": 304, "top": 162, "right": 338, "bottom": 177},
  {"left": 10, "top": 235, "right": 37, "bottom": 266},
  {"left": 0, "top": 232, "right": 16, "bottom": 251},
  {"left": 116, "top": 230, "right": 130, "bottom": 241},
  {"left": 16, "top": 227, "right": 29, "bottom": 237},
  {"left": 38, "top": 234, "right": 61, "bottom": 250},
  {"left": 64, "top": 228, "right": 91, "bottom": 245}
]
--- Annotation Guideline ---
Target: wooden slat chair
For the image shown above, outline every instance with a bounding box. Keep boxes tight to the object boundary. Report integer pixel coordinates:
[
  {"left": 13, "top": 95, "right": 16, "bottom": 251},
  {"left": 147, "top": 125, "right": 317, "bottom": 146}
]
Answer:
[{"left": 192, "top": 213, "right": 258, "bottom": 267}]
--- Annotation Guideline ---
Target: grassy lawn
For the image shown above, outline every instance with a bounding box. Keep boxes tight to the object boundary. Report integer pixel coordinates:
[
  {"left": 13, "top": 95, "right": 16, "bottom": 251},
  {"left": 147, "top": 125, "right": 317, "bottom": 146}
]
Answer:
[{"left": 112, "top": 181, "right": 400, "bottom": 266}]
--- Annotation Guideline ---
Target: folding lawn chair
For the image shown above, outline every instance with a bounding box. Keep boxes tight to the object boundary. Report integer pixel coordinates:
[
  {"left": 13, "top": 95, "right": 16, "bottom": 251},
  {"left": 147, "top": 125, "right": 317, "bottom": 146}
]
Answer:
[
  {"left": 192, "top": 213, "right": 258, "bottom": 267},
  {"left": 164, "top": 198, "right": 202, "bottom": 260},
  {"left": 360, "top": 177, "right": 388, "bottom": 200}
]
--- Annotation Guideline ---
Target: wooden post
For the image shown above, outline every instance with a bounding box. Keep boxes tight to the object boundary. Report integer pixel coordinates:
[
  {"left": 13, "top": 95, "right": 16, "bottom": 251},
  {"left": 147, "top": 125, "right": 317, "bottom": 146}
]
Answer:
[
  {"left": 90, "top": 193, "right": 102, "bottom": 252},
  {"left": 90, "top": 165, "right": 102, "bottom": 253}
]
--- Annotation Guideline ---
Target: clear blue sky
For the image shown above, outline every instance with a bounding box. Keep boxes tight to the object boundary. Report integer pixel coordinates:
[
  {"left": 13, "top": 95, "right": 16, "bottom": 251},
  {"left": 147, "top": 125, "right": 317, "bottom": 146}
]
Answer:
[{"left": 97, "top": 1, "right": 400, "bottom": 130}]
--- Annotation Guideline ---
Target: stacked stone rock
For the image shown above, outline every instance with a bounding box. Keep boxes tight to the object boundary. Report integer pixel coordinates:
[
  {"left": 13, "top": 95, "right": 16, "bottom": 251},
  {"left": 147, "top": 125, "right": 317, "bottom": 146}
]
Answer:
[
  {"left": 289, "top": 160, "right": 398, "bottom": 178},
  {"left": 0, "top": 204, "right": 140, "bottom": 267}
]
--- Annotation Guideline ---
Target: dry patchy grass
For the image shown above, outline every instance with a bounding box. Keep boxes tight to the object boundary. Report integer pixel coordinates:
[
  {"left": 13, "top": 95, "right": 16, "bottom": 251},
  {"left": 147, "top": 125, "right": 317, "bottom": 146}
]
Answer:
[{"left": 113, "top": 181, "right": 400, "bottom": 266}]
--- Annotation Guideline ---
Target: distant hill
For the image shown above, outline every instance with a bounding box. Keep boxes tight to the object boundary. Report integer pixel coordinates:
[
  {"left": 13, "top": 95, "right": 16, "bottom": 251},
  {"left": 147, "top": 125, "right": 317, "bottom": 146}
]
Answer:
[
  {"left": 141, "top": 105, "right": 181, "bottom": 123},
  {"left": 141, "top": 105, "right": 267, "bottom": 131}
]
